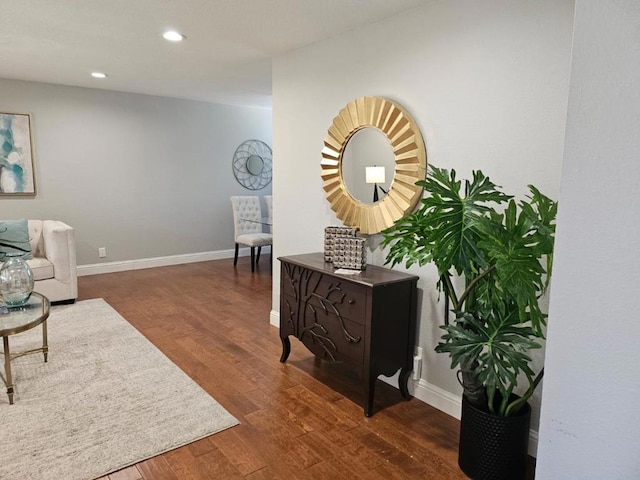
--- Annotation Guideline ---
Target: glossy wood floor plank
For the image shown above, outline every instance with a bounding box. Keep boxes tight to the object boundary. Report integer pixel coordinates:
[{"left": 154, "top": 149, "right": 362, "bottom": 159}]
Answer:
[{"left": 77, "top": 257, "right": 510, "bottom": 479}]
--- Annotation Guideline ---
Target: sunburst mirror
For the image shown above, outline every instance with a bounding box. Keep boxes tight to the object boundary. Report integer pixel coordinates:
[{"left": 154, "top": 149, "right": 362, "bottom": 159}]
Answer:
[{"left": 321, "top": 96, "right": 427, "bottom": 234}]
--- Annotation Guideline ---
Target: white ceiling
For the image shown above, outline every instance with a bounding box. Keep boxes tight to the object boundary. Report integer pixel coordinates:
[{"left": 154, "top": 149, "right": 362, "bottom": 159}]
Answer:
[{"left": 0, "top": 0, "right": 429, "bottom": 108}]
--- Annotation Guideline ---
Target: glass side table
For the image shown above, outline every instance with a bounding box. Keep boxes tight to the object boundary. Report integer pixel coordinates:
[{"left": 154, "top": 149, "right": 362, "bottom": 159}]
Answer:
[{"left": 0, "top": 292, "right": 50, "bottom": 404}]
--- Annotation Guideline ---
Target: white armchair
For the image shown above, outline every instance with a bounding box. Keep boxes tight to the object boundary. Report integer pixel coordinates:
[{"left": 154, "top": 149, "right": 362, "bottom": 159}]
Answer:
[{"left": 27, "top": 220, "right": 77, "bottom": 303}]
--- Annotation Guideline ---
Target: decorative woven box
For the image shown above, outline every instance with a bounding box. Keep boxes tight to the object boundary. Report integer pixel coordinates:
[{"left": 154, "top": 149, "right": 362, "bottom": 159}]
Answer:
[
  {"left": 324, "top": 226, "right": 357, "bottom": 262},
  {"left": 331, "top": 237, "right": 367, "bottom": 270}
]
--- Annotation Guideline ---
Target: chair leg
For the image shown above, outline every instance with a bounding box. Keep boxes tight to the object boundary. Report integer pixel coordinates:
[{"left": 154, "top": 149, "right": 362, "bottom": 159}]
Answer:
[
  {"left": 256, "top": 246, "right": 262, "bottom": 264},
  {"left": 250, "top": 247, "right": 255, "bottom": 272},
  {"left": 233, "top": 243, "right": 239, "bottom": 266}
]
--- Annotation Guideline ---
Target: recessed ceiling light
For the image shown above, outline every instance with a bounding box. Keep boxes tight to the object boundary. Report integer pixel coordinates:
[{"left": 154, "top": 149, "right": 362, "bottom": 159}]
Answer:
[
  {"left": 91, "top": 72, "right": 107, "bottom": 78},
  {"left": 163, "top": 31, "right": 185, "bottom": 42}
]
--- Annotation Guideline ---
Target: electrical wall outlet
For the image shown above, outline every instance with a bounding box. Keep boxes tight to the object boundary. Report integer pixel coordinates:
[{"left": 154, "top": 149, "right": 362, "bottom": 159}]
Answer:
[
  {"left": 412, "top": 347, "right": 424, "bottom": 381},
  {"left": 98, "top": 247, "right": 107, "bottom": 258}
]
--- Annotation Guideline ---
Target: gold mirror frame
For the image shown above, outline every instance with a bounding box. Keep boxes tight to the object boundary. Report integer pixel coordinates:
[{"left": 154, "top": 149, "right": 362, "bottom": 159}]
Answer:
[{"left": 321, "top": 96, "right": 427, "bottom": 234}]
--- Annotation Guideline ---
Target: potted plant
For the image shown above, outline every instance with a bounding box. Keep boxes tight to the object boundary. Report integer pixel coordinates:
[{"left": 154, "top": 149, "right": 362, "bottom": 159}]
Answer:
[{"left": 381, "top": 165, "right": 557, "bottom": 480}]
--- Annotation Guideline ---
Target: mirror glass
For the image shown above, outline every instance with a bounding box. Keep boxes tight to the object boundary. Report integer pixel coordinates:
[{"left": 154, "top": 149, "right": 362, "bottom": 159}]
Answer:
[
  {"left": 341, "top": 128, "right": 395, "bottom": 205},
  {"left": 246, "top": 155, "right": 264, "bottom": 175}
]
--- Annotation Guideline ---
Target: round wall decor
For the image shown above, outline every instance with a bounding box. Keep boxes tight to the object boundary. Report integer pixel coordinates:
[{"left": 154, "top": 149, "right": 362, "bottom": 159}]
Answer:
[
  {"left": 232, "top": 139, "right": 273, "bottom": 190},
  {"left": 320, "top": 96, "right": 426, "bottom": 234}
]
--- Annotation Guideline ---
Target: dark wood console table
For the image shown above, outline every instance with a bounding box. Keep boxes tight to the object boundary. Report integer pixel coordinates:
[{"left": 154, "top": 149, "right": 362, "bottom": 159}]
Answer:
[{"left": 278, "top": 253, "right": 419, "bottom": 416}]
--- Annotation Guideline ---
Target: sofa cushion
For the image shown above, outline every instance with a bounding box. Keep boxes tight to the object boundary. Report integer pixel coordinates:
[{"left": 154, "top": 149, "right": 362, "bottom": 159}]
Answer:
[
  {"left": 25, "top": 257, "right": 54, "bottom": 281},
  {"left": 0, "top": 219, "right": 33, "bottom": 260}
]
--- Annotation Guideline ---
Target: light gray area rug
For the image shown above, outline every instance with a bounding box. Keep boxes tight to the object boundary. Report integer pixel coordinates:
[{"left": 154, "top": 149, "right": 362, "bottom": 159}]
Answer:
[{"left": 0, "top": 298, "right": 238, "bottom": 480}]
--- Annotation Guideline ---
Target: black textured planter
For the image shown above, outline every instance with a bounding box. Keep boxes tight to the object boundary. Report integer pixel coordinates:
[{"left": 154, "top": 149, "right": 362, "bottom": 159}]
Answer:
[{"left": 458, "top": 395, "right": 531, "bottom": 480}]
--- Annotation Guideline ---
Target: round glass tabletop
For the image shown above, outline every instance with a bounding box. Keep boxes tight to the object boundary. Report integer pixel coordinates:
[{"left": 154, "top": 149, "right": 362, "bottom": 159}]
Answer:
[{"left": 0, "top": 292, "right": 50, "bottom": 337}]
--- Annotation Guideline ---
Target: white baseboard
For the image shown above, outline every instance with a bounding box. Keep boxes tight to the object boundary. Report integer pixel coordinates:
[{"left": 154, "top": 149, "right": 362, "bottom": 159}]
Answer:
[
  {"left": 77, "top": 246, "right": 269, "bottom": 276},
  {"left": 269, "top": 309, "right": 538, "bottom": 456},
  {"left": 528, "top": 430, "right": 539, "bottom": 457},
  {"left": 410, "top": 377, "right": 462, "bottom": 419},
  {"left": 269, "top": 309, "right": 279, "bottom": 328}
]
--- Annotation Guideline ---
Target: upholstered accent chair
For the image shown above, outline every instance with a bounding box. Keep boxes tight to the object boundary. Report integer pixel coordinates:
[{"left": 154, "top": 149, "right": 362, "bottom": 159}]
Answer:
[{"left": 230, "top": 196, "right": 272, "bottom": 272}]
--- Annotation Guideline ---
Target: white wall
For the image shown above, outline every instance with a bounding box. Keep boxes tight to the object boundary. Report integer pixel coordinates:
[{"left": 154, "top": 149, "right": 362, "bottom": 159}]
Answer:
[
  {"left": 536, "top": 1, "right": 640, "bottom": 478},
  {"left": 0, "top": 79, "right": 272, "bottom": 265},
  {"left": 273, "top": 0, "right": 574, "bottom": 442}
]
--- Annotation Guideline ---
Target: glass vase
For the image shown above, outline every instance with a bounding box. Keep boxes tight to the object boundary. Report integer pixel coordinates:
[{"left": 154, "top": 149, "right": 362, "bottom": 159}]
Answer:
[{"left": 0, "top": 255, "right": 34, "bottom": 307}]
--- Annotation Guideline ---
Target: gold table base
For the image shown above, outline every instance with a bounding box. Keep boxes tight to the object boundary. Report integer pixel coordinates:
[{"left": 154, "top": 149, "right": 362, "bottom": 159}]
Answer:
[{"left": 0, "top": 318, "right": 48, "bottom": 404}]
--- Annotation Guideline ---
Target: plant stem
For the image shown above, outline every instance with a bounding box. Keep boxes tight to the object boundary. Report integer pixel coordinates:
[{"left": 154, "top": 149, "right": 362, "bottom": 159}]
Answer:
[
  {"left": 441, "top": 274, "right": 460, "bottom": 310},
  {"left": 458, "top": 265, "right": 495, "bottom": 308},
  {"left": 505, "top": 368, "right": 545, "bottom": 416},
  {"left": 499, "top": 385, "right": 515, "bottom": 416},
  {"left": 487, "top": 387, "right": 496, "bottom": 414}
]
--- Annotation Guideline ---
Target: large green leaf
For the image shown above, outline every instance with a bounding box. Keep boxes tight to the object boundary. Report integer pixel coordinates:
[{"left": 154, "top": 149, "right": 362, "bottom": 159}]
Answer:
[
  {"left": 383, "top": 166, "right": 511, "bottom": 278},
  {"left": 436, "top": 309, "right": 541, "bottom": 415},
  {"left": 474, "top": 190, "right": 557, "bottom": 334}
]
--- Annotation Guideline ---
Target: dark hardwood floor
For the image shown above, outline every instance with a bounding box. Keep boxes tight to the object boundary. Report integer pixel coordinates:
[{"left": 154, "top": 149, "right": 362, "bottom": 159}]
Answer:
[{"left": 80, "top": 256, "right": 470, "bottom": 480}]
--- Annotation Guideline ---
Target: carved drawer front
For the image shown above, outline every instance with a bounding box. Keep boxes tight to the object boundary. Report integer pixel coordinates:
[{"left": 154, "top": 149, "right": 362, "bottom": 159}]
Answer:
[
  {"left": 281, "top": 294, "right": 364, "bottom": 364},
  {"left": 279, "top": 253, "right": 419, "bottom": 417},
  {"left": 281, "top": 268, "right": 367, "bottom": 325}
]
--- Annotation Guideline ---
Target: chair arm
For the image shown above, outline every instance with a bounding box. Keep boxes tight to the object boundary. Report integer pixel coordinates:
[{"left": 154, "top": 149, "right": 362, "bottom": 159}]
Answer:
[{"left": 42, "top": 221, "right": 77, "bottom": 284}]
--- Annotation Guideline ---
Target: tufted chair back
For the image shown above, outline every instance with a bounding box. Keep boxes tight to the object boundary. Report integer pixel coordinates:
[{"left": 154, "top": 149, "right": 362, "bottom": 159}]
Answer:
[{"left": 230, "top": 196, "right": 263, "bottom": 240}]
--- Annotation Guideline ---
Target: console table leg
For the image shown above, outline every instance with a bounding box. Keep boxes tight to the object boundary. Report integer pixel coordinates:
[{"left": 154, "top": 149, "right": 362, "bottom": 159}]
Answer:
[
  {"left": 279, "top": 336, "right": 291, "bottom": 363},
  {"left": 364, "top": 373, "right": 376, "bottom": 417},
  {"left": 399, "top": 367, "right": 411, "bottom": 400}
]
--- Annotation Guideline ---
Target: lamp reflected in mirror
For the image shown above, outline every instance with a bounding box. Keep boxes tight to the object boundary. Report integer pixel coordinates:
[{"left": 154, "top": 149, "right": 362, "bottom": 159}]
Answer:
[{"left": 365, "top": 166, "right": 387, "bottom": 202}]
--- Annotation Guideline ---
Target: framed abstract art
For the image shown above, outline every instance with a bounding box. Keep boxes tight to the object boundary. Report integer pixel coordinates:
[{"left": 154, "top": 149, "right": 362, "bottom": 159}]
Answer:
[{"left": 0, "top": 112, "right": 36, "bottom": 196}]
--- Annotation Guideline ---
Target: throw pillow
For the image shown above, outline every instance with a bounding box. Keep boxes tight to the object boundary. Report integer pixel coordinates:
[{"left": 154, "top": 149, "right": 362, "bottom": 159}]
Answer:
[{"left": 0, "top": 219, "right": 33, "bottom": 261}]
